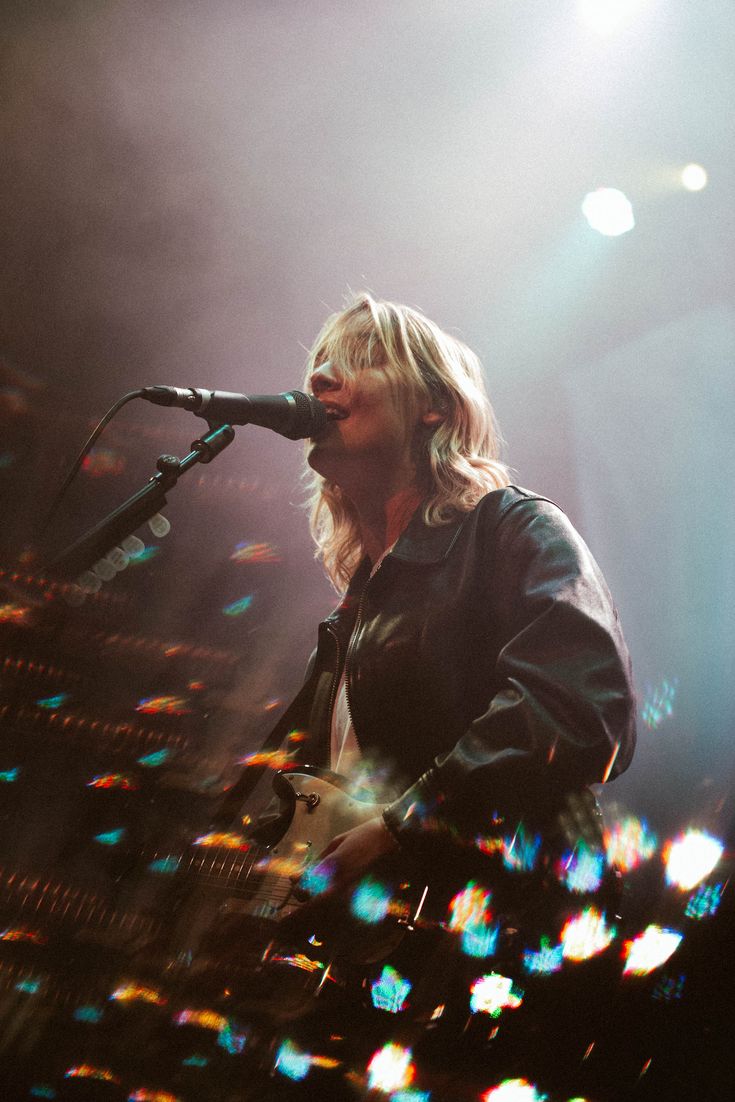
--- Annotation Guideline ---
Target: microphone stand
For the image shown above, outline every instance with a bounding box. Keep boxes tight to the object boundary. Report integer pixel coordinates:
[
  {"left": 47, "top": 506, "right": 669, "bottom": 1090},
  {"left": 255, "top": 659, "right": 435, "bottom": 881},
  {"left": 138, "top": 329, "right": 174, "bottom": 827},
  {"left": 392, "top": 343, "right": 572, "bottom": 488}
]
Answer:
[{"left": 45, "top": 423, "right": 235, "bottom": 582}]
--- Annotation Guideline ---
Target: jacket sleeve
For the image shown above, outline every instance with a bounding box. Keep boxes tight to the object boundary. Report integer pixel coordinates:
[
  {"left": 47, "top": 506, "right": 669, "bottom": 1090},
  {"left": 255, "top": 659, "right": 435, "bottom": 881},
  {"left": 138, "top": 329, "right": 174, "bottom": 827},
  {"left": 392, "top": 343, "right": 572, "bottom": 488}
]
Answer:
[{"left": 383, "top": 496, "right": 637, "bottom": 847}]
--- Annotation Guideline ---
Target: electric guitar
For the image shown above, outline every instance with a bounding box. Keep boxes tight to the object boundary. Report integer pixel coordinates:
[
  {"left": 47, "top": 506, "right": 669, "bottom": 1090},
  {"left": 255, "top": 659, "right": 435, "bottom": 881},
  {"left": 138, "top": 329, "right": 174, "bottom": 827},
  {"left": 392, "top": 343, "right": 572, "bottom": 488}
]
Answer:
[{"left": 160, "top": 764, "right": 613, "bottom": 1022}]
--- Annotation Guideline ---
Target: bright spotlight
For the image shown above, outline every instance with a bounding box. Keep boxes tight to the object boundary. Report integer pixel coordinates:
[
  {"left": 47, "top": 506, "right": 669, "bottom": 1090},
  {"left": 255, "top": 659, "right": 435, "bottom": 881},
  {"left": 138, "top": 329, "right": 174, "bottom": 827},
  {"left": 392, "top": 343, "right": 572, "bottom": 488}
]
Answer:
[
  {"left": 577, "top": 0, "right": 642, "bottom": 34},
  {"left": 681, "top": 164, "right": 708, "bottom": 191},
  {"left": 582, "top": 188, "right": 635, "bottom": 237}
]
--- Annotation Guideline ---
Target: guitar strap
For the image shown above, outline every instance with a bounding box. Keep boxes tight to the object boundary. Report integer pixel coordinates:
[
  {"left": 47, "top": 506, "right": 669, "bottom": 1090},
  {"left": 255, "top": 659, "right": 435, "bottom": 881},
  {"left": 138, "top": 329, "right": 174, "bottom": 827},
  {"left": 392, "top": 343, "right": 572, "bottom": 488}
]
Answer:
[{"left": 209, "top": 674, "right": 317, "bottom": 829}]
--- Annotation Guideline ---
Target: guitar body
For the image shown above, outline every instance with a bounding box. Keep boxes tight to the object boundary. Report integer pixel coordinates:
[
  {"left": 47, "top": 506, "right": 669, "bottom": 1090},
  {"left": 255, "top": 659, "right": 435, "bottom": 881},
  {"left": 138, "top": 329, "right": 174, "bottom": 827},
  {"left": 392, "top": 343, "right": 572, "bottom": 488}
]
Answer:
[
  {"left": 158, "top": 767, "right": 415, "bottom": 1020},
  {"left": 158, "top": 766, "right": 616, "bottom": 1031},
  {"left": 232, "top": 766, "right": 386, "bottom": 922}
]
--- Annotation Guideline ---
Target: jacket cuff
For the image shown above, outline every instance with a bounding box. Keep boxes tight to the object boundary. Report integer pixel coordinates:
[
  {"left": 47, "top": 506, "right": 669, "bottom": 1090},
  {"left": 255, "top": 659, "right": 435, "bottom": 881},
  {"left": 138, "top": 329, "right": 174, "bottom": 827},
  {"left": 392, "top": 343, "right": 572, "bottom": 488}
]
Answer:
[{"left": 382, "top": 770, "right": 441, "bottom": 848}]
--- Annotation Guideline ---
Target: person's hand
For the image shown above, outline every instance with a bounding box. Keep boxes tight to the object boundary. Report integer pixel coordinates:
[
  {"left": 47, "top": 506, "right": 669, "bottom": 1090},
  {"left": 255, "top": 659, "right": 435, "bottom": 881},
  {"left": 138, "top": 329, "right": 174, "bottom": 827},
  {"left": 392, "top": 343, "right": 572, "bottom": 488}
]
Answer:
[{"left": 311, "top": 815, "right": 399, "bottom": 894}]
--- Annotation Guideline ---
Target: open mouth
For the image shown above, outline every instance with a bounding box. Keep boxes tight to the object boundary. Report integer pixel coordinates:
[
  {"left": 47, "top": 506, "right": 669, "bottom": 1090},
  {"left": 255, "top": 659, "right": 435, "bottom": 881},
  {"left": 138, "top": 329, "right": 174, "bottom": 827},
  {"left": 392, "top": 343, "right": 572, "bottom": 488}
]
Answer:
[{"left": 322, "top": 404, "right": 349, "bottom": 421}]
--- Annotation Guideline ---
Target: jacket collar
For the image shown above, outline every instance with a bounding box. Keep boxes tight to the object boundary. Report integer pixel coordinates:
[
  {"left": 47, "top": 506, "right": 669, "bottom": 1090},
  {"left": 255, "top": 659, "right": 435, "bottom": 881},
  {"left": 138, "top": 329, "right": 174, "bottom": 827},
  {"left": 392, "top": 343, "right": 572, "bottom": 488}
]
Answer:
[
  {"left": 389, "top": 504, "right": 466, "bottom": 565},
  {"left": 323, "top": 507, "right": 466, "bottom": 625}
]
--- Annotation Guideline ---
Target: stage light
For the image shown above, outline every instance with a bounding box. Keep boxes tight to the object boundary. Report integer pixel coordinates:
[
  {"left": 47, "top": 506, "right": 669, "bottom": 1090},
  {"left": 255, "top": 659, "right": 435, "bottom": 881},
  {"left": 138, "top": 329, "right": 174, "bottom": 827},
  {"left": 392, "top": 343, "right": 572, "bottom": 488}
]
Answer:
[
  {"left": 681, "top": 164, "right": 708, "bottom": 191},
  {"left": 581, "top": 188, "right": 635, "bottom": 236}
]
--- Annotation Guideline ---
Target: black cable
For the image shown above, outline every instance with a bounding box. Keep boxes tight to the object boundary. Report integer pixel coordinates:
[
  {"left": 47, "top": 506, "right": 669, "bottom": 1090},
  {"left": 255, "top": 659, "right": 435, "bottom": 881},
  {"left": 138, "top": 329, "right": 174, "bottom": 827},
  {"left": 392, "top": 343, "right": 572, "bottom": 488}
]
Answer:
[{"left": 38, "top": 388, "right": 145, "bottom": 543}]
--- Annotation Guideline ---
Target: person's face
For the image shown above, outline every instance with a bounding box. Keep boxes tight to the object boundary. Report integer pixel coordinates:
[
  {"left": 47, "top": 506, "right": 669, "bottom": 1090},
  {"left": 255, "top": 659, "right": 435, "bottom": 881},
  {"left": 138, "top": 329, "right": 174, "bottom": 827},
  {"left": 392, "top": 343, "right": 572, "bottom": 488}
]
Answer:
[{"left": 306, "top": 358, "right": 421, "bottom": 494}]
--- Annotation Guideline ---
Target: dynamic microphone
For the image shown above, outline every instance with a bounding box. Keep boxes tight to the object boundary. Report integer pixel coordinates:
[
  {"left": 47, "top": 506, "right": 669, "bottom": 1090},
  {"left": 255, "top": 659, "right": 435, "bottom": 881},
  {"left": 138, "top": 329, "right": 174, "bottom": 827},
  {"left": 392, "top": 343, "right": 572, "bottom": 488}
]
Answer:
[{"left": 140, "top": 386, "right": 328, "bottom": 440}]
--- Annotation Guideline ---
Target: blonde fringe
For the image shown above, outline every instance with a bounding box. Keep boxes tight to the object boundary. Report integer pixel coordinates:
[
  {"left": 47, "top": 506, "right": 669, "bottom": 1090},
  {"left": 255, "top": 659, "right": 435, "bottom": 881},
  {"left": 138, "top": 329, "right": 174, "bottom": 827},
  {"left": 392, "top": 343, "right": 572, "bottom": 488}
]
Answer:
[{"left": 303, "top": 293, "right": 511, "bottom": 590}]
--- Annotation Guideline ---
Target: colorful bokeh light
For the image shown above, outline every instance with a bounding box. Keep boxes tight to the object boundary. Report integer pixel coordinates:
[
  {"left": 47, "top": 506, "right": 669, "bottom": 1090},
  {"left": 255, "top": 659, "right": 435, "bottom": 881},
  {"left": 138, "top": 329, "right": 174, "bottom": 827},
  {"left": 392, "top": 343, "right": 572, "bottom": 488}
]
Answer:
[
  {"left": 664, "top": 829, "right": 723, "bottom": 891},
  {"left": 604, "top": 816, "right": 657, "bottom": 872},
  {"left": 469, "top": 973, "right": 523, "bottom": 1017},
  {"left": 560, "top": 907, "right": 617, "bottom": 961},
  {"left": 367, "top": 1044, "right": 415, "bottom": 1093},
  {"left": 623, "top": 926, "right": 683, "bottom": 976},
  {"left": 481, "top": 1077, "right": 546, "bottom": 1101},
  {"left": 351, "top": 876, "right": 392, "bottom": 924},
  {"left": 371, "top": 965, "right": 412, "bottom": 1013}
]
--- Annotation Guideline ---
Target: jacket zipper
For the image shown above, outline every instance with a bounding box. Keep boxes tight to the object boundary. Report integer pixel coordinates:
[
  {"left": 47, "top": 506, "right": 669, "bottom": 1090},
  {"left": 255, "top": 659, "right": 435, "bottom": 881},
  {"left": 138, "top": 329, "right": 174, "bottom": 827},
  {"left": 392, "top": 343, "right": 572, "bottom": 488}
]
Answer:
[
  {"left": 343, "top": 553, "right": 390, "bottom": 752},
  {"left": 323, "top": 622, "right": 342, "bottom": 754}
]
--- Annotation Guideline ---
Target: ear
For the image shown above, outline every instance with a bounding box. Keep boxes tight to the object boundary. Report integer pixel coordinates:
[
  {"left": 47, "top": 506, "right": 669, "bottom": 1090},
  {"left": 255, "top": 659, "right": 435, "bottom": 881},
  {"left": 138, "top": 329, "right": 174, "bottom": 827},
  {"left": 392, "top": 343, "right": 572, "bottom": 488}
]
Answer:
[{"left": 421, "top": 408, "right": 445, "bottom": 426}]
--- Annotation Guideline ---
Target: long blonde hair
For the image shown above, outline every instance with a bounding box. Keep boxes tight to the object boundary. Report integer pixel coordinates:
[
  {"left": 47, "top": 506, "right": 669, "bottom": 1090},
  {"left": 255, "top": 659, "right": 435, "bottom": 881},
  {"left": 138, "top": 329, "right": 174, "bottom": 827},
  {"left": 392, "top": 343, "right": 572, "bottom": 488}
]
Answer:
[{"left": 304, "top": 293, "right": 511, "bottom": 589}]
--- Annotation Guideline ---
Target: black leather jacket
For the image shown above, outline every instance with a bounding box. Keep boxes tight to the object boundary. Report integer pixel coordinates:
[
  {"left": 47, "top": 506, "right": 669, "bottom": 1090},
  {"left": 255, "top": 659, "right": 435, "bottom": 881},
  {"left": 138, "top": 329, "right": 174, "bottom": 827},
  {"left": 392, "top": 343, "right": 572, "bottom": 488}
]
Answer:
[{"left": 255, "top": 486, "right": 636, "bottom": 850}]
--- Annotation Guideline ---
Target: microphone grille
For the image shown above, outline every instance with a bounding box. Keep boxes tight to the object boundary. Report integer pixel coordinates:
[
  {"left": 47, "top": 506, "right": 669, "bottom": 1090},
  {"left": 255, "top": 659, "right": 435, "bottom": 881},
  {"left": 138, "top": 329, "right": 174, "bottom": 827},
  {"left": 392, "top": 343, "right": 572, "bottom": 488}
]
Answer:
[{"left": 284, "top": 391, "right": 328, "bottom": 440}]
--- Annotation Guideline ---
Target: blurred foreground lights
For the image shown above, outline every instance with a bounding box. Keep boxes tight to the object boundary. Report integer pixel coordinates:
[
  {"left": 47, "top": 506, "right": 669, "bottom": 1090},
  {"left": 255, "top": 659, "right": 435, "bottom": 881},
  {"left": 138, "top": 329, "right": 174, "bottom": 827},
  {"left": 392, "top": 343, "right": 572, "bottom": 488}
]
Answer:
[
  {"left": 685, "top": 882, "right": 723, "bottom": 920},
  {"left": 367, "top": 1044, "right": 415, "bottom": 1093},
  {"left": 559, "top": 844, "right": 605, "bottom": 894},
  {"left": 223, "top": 594, "right": 253, "bottom": 616},
  {"left": 523, "top": 937, "right": 564, "bottom": 976},
  {"left": 681, "top": 163, "right": 708, "bottom": 191},
  {"left": 174, "top": 1009, "right": 227, "bottom": 1030},
  {"left": 482, "top": 1078, "right": 547, "bottom": 1101},
  {"left": 664, "top": 829, "right": 723, "bottom": 890},
  {"left": 94, "top": 829, "right": 125, "bottom": 846},
  {"left": 470, "top": 973, "right": 524, "bottom": 1017},
  {"left": 136, "top": 694, "right": 191, "bottom": 715},
  {"left": 577, "top": 0, "right": 643, "bottom": 34},
  {"left": 193, "top": 831, "right": 249, "bottom": 851},
  {"left": 582, "top": 188, "right": 635, "bottom": 236},
  {"left": 604, "top": 815, "right": 657, "bottom": 872},
  {"left": 561, "top": 907, "right": 617, "bottom": 961},
  {"left": 641, "top": 677, "right": 678, "bottom": 730},
  {"left": 111, "top": 983, "right": 166, "bottom": 1006},
  {"left": 623, "top": 925, "right": 682, "bottom": 976},
  {"left": 371, "top": 965, "right": 412, "bottom": 1013},
  {"left": 351, "top": 876, "right": 392, "bottom": 924},
  {"left": 275, "top": 1040, "right": 312, "bottom": 1081},
  {"left": 217, "top": 1020, "right": 247, "bottom": 1055},
  {"left": 128, "top": 1091, "right": 182, "bottom": 1102},
  {"left": 65, "top": 1066, "right": 120, "bottom": 1084}
]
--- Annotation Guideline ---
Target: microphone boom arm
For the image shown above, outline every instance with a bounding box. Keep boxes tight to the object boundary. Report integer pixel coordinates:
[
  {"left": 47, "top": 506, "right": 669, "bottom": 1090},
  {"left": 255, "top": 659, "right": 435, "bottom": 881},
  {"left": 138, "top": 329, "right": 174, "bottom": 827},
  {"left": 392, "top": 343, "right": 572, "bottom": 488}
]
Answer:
[{"left": 46, "top": 422, "right": 235, "bottom": 582}]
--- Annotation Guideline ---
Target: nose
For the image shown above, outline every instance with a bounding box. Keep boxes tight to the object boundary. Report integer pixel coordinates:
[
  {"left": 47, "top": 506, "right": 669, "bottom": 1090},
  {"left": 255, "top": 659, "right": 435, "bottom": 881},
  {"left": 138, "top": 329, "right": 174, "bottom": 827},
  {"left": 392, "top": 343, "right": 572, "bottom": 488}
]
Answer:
[{"left": 309, "top": 360, "right": 342, "bottom": 397}]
